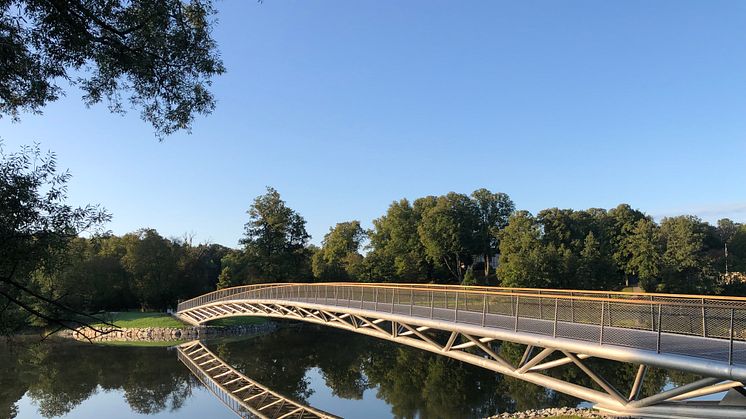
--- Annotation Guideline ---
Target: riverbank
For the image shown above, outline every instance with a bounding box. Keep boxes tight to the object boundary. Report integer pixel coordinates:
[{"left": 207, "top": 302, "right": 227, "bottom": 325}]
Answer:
[
  {"left": 60, "top": 322, "right": 278, "bottom": 342},
  {"left": 487, "top": 407, "right": 604, "bottom": 418},
  {"left": 56, "top": 312, "right": 277, "bottom": 343}
]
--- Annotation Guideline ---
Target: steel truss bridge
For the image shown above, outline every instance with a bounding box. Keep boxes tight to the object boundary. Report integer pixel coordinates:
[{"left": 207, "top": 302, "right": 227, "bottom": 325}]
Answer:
[
  {"left": 177, "top": 340, "right": 338, "bottom": 419},
  {"left": 176, "top": 283, "right": 746, "bottom": 418}
]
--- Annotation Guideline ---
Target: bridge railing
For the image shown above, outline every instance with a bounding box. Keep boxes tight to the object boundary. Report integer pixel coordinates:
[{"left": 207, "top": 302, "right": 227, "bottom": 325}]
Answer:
[
  {"left": 177, "top": 283, "right": 279, "bottom": 312},
  {"left": 179, "top": 283, "right": 746, "bottom": 365},
  {"left": 348, "top": 282, "right": 746, "bottom": 308}
]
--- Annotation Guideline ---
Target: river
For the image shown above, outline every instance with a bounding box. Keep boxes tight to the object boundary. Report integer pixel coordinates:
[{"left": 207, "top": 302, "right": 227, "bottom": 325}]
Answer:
[{"left": 3, "top": 322, "right": 698, "bottom": 419}]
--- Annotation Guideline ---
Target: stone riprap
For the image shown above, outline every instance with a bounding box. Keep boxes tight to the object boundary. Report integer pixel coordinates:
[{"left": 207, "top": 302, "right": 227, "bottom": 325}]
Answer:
[
  {"left": 61, "top": 323, "right": 277, "bottom": 342},
  {"left": 487, "top": 407, "right": 607, "bottom": 418}
]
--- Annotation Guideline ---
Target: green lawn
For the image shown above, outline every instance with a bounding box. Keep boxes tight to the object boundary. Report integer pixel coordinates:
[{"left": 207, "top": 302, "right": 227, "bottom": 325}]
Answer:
[
  {"left": 91, "top": 312, "right": 190, "bottom": 329},
  {"left": 206, "top": 316, "right": 267, "bottom": 327}
]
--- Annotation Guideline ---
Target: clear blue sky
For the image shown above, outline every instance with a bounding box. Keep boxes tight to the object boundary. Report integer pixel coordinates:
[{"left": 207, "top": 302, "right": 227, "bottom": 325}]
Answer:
[{"left": 2, "top": 1, "right": 745, "bottom": 247}]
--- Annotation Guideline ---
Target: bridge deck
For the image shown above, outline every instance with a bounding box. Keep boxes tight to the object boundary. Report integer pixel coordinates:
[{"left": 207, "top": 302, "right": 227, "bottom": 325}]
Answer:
[
  {"left": 177, "top": 283, "right": 746, "bottom": 370},
  {"left": 305, "top": 298, "right": 746, "bottom": 366}
]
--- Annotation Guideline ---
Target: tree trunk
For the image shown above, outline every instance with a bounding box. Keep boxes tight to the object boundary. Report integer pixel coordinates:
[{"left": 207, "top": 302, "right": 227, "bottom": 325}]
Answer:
[
  {"left": 442, "top": 257, "right": 457, "bottom": 281},
  {"left": 456, "top": 253, "right": 463, "bottom": 281},
  {"left": 484, "top": 253, "right": 490, "bottom": 277}
]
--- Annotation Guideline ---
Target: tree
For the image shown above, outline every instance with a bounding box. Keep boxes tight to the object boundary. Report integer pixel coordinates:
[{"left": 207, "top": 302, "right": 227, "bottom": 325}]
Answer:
[
  {"left": 495, "top": 211, "right": 549, "bottom": 288},
  {"left": 1, "top": 0, "right": 225, "bottom": 137},
  {"left": 312, "top": 221, "right": 366, "bottom": 281},
  {"left": 608, "top": 204, "right": 648, "bottom": 280},
  {"left": 30, "top": 235, "right": 134, "bottom": 313},
  {"left": 497, "top": 208, "right": 624, "bottom": 290},
  {"left": 470, "top": 189, "right": 514, "bottom": 278},
  {"left": 219, "top": 187, "right": 312, "bottom": 286},
  {"left": 366, "top": 199, "right": 433, "bottom": 282},
  {"left": 177, "top": 242, "right": 230, "bottom": 298},
  {"left": 728, "top": 225, "right": 746, "bottom": 274},
  {"left": 622, "top": 219, "right": 662, "bottom": 292},
  {"left": 717, "top": 218, "right": 741, "bottom": 274},
  {"left": 657, "top": 216, "right": 716, "bottom": 293},
  {"left": 418, "top": 193, "right": 480, "bottom": 282},
  {"left": 576, "top": 232, "right": 612, "bottom": 289},
  {"left": 461, "top": 266, "right": 477, "bottom": 286},
  {"left": 121, "top": 229, "right": 179, "bottom": 310},
  {"left": 0, "top": 143, "right": 110, "bottom": 334}
]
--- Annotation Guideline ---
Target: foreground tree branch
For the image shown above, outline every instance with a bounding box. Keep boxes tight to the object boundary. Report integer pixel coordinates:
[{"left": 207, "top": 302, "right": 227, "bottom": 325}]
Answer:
[
  {"left": 1, "top": 142, "right": 116, "bottom": 339},
  {"left": 0, "top": 0, "right": 226, "bottom": 138}
]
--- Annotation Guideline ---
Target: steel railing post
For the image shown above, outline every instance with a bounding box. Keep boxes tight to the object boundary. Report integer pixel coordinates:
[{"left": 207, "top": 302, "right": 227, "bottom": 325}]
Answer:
[
  {"left": 701, "top": 298, "right": 707, "bottom": 337},
  {"left": 482, "top": 294, "right": 487, "bottom": 327},
  {"left": 430, "top": 290, "right": 434, "bottom": 319},
  {"left": 539, "top": 290, "right": 543, "bottom": 319},
  {"left": 729, "top": 308, "right": 735, "bottom": 365},
  {"left": 553, "top": 298, "right": 558, "bottom": 338},
  {"left": 600, "top": 301, "right": 605, "bottom": 345},
  {"left": 375, "top": 288, "right": 378, "bottom": 311},
  {"left": 570, "top": 293, "right": 575, "bottom": 323},
  {"left": 514, "top": 296, "right": 520, "bottom": 332},
  {"left": 649, "top": 296, "right": 655, "bottom": 331},
  {"left": 409, "top": 288, "right": 413, "bottom": 316},
  {"left": 360, "top": 286, "right": 364, "bottom": 309},
  {"left": 391, "top": 289, "right": 395, "bottom": 314},
  {"left": 455, "top": 292, "right": 459, "bottom": 323},
  {"left": 657, "top": 304, "right": 662, "bottom": 354}
]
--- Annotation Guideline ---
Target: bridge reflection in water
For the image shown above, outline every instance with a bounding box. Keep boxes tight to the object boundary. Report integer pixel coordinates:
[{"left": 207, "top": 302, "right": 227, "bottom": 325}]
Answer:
[
  {"left": 177, "top": 283, "right": 746, "bottom": 418},
  {"left": 177, "top": 341, "right": 339, "bottom": 419}
]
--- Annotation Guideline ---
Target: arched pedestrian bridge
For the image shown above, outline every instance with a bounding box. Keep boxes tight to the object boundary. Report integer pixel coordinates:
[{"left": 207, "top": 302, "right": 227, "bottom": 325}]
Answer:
[
  {"left": 176, "top": 283, "right": 746, "bottom": 418},
  {"left": 177, "top": 340, "right": 338, "bottom": 419}
]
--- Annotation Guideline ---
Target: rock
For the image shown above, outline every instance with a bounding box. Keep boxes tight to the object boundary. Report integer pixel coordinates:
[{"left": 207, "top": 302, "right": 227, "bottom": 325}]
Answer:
[
  {"left": 64, "top": 322, "right": 278, "bottom": 343},
  {"left": 484, "top": 407, "right": 606, "bottom": 418}
]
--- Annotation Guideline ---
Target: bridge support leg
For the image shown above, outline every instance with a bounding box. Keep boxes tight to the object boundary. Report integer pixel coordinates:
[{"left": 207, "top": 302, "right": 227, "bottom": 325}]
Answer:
[
  {"left": 628, "top": 364, "right": 647, "bottom": 401},
  {"left": 627, "top": 377, "right": 722, "bottom": 409},
  {"left": 563, "top": 351, "right": 626, "bottom": 405}
]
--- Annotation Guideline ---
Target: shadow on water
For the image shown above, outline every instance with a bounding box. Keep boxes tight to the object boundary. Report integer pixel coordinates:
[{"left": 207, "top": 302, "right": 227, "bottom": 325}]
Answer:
[{"left": 2, "top": 324, "right": 697, "bottom": 419}]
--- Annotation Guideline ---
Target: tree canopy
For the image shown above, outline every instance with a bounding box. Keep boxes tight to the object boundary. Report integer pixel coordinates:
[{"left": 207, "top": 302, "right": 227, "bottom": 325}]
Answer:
[
  {"left": 1, "top": 0, "right": 224, "bottom": 137},
  {"left": 0, "top": 143, "right": 109, "bottom": 333},
  {"left": 218, "top": 187, "right": 312, "bottom": 287},
  {"left": 312, "top": 221, "right": 366, "bottom": 281}
]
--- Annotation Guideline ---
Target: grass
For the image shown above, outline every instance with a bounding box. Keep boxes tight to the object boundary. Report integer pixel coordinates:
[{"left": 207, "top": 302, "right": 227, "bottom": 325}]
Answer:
[
  {"left": 206, "top": 316, "right": 267, "bottom": 327},
  {"left": 91, "top": 312, "right": 190, "bottom": 329}
]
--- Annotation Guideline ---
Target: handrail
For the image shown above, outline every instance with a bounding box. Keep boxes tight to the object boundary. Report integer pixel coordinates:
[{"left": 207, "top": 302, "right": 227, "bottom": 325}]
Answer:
[
  {"left": 372, "top": 282, "right": 746, "bottom": 302},
  {"left": 178, "top": 282, "right": 746, "bottom": 312},
  {"left": 177, "top": 283, "right": 279, "bottom": 312},
  {"left": 195, "top": 281, "right": 746, "bottom": 302}
]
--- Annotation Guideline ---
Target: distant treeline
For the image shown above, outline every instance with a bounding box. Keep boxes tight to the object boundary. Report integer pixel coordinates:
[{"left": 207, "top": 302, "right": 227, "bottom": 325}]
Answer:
[
  {"left": 37, "top": 188, "right": 746, "bottom": 314},
  {"left": 220, "top": 187, "right": 746, "bottom": 297},
  {"left": 31, "top": 231, "right": 229, "bottom": 313}
]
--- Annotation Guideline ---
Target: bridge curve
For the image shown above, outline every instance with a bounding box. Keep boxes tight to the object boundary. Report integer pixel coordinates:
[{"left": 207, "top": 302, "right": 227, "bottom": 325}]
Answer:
[{"left": 177, "top": 283, "right": 746, "bottom": 418}]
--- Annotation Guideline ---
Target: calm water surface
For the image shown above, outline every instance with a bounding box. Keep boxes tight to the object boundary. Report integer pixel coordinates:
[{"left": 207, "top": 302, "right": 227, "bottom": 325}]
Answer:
[{"left": 4, "top": 323, "right": 698, "bottom": 419}]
